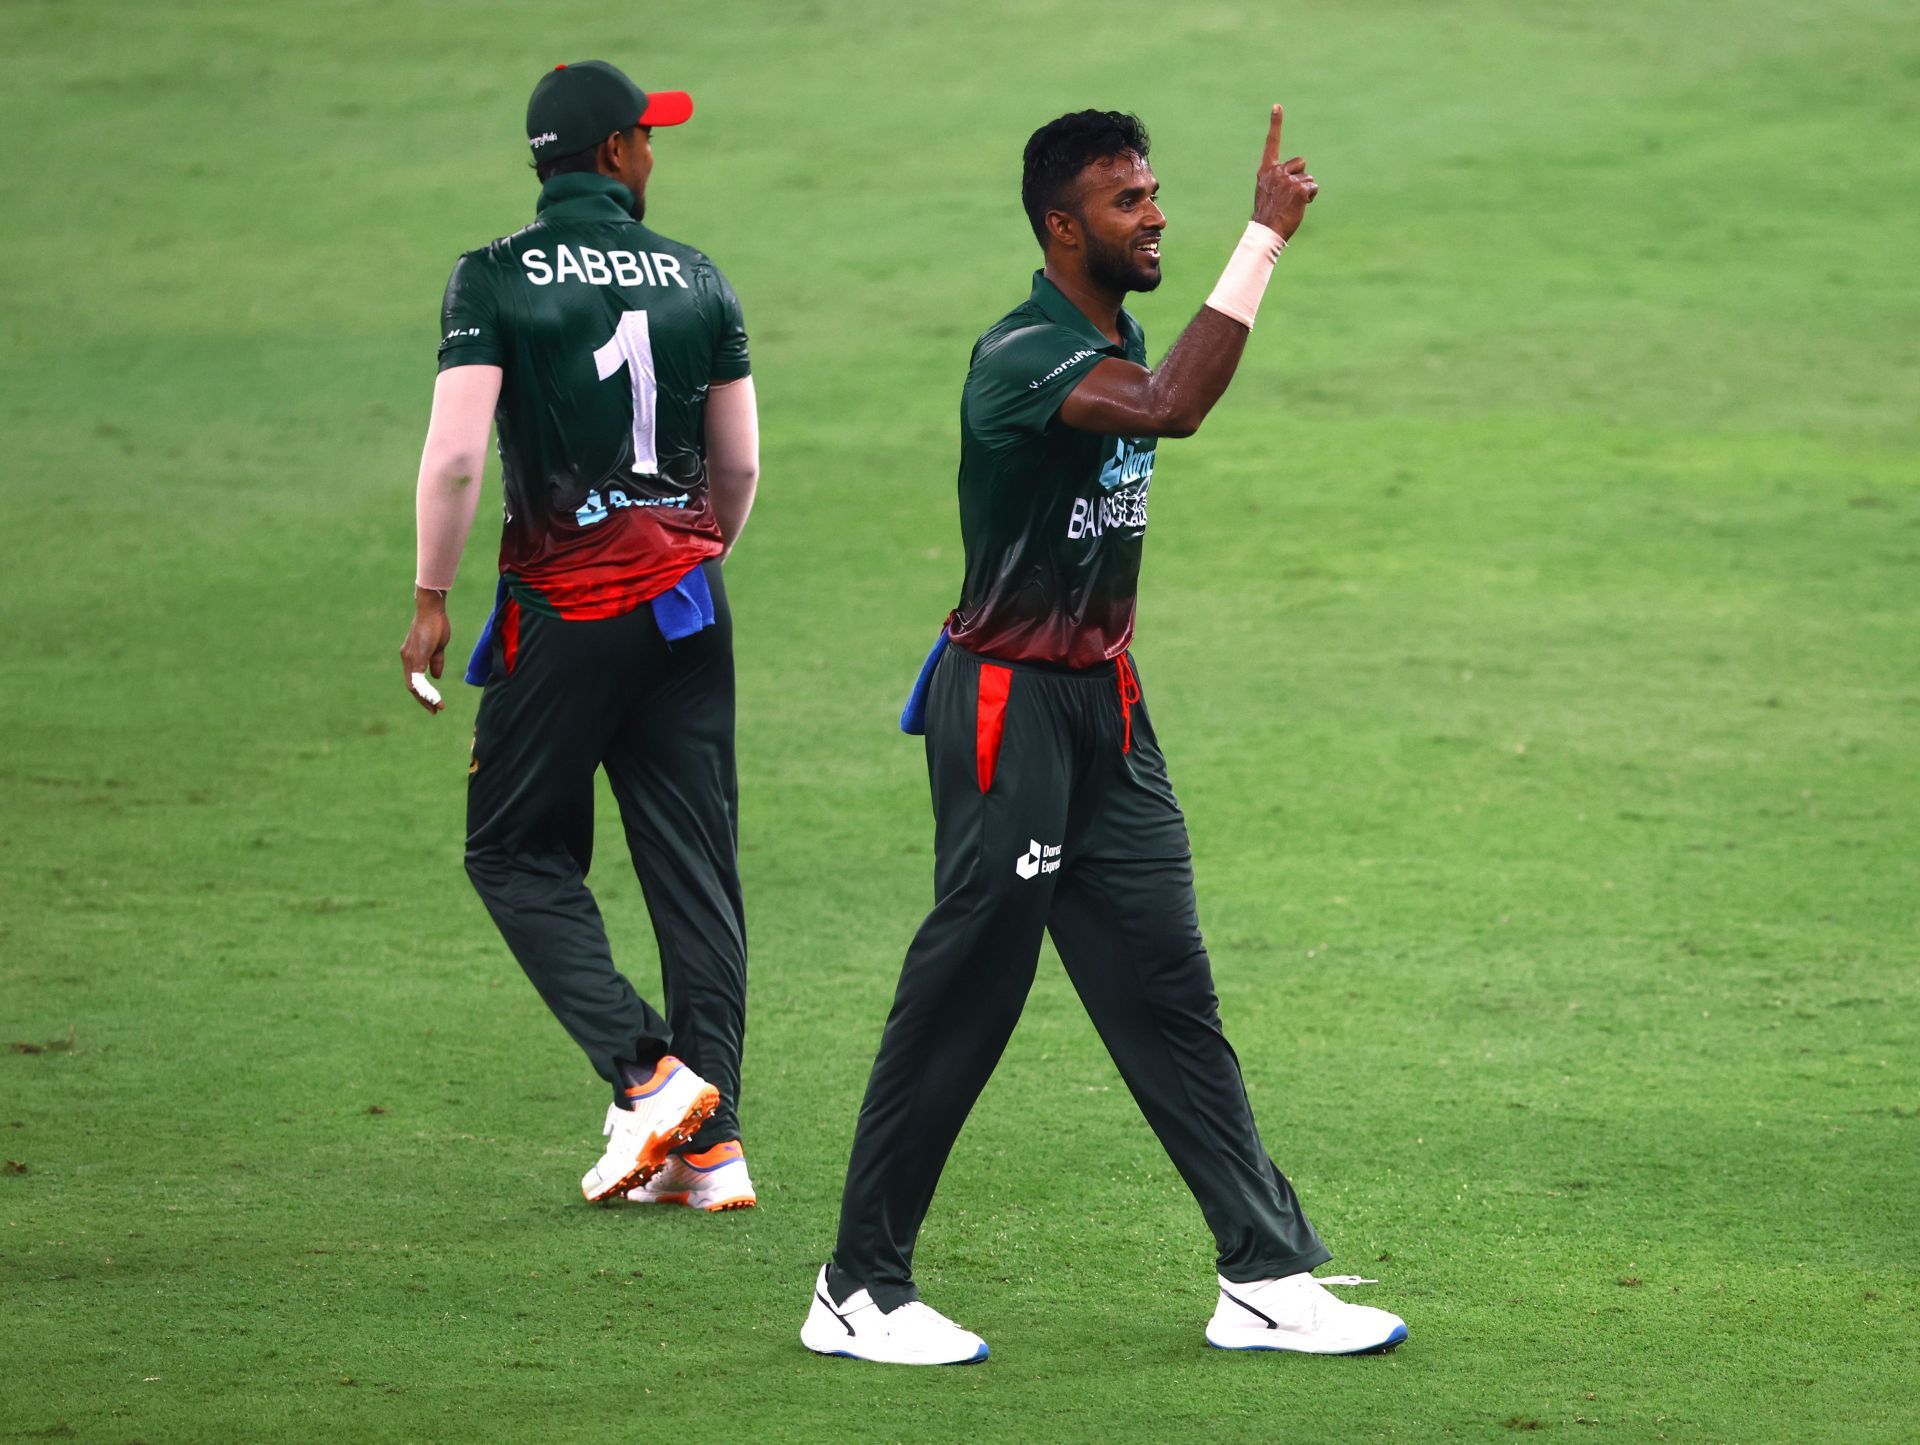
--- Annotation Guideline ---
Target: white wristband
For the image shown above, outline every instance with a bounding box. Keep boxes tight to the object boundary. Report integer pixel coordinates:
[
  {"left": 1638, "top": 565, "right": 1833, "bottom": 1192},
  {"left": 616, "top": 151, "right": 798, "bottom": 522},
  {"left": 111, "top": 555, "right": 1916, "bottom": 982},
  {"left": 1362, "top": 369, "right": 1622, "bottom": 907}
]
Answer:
[{"left": 1204, "top": 221, "right": 1286, "bottom": 329}]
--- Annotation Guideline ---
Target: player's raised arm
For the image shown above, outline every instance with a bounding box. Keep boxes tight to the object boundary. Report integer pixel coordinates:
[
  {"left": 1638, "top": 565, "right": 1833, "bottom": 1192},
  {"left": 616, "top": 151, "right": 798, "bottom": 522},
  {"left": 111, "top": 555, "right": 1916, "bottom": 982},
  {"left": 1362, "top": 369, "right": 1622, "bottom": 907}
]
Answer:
[
  {"left": 400, "top": 363, "right": 501, "bottom": 713},
  {"left": 1058, "top": 104, "right": 1318, "bottom": 439}
]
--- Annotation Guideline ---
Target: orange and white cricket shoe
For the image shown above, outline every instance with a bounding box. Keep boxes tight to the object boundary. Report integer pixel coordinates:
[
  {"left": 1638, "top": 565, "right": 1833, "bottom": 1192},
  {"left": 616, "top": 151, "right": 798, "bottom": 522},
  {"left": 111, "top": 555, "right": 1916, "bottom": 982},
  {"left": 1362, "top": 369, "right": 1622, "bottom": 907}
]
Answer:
[
  {"left": 624, "top": 1138, "right": 757, "bottom": 1211},
  {"left": 580, "top": 1057, "right": 721, "bottom": 1203}
]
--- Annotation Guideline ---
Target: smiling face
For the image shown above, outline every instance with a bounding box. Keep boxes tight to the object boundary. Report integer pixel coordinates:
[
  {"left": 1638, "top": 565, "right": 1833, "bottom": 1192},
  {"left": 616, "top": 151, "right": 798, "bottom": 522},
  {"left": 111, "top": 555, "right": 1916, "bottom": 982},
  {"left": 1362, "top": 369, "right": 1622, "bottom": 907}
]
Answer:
[{"left": 1068, "top": 150, "right": 1165, "bottom": 294}]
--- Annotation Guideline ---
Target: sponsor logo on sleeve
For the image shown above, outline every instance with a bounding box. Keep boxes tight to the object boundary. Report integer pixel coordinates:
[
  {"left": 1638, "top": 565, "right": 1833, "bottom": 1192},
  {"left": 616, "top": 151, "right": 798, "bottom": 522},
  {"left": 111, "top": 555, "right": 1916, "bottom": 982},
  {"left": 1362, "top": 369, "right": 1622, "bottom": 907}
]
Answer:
[{"left": 1028, "top": 348, "right": 1098, "bottom": 390}]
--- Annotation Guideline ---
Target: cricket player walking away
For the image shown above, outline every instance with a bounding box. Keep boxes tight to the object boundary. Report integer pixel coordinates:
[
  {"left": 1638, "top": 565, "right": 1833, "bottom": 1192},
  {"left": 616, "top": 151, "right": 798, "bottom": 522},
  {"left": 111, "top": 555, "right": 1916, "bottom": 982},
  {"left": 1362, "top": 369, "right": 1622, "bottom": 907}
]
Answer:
[
  {"left": 801, "top": 107, "right": 1407, "bottom": 1363},
  {"left": 400, "top": 60, "right": 759, "bottom": 1212}
]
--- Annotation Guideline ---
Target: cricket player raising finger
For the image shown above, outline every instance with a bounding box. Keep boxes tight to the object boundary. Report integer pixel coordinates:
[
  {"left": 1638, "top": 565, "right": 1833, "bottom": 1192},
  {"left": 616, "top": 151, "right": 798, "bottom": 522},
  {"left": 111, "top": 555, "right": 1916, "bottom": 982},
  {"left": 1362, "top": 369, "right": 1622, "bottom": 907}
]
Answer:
[{"left": 800, "top": 106, "right": 1407, "bottom": 1364}]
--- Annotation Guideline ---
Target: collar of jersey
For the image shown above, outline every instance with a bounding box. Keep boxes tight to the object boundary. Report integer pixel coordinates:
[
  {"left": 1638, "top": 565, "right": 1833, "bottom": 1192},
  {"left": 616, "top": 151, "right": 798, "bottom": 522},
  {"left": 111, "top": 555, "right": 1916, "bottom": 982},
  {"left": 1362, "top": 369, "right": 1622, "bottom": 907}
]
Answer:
[
  {"left": 535, "top": 172, "right": 639, "bottom": 221},
  {"left": 1028, "top": 270, "right": 1138, "bottom": 353}
]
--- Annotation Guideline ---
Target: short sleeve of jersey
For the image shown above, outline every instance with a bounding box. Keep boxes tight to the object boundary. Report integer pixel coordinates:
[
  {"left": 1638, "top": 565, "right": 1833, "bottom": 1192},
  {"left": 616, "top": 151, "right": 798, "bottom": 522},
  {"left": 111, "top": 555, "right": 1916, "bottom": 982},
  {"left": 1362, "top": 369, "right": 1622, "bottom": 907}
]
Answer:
[
  {"left": 963, "top": 324, "right": 1107, "bottom": 442},
  {"left": 699, "top": 265, "right": 751, "bottom": 383},
  {"left": 436, "top": 252, "right": 505, "bottom": 371}
]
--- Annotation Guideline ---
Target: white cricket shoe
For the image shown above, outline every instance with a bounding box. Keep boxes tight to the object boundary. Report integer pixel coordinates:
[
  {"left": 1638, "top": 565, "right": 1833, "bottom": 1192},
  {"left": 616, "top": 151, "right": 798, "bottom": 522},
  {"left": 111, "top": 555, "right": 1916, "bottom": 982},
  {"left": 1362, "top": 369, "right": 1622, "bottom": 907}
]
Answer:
[
  {"left": 624, "top": 1138, "right": 757, "bottom": 1211},
  {"left": 800, "top": 1266, "right": 989, "bottom": 1365},
  {"left": 579, "top": 1056, "right": 721, "bottom": 1203},
  {"left": 1206, "top": 1272, "right": 1408, "bottom": 1355}
]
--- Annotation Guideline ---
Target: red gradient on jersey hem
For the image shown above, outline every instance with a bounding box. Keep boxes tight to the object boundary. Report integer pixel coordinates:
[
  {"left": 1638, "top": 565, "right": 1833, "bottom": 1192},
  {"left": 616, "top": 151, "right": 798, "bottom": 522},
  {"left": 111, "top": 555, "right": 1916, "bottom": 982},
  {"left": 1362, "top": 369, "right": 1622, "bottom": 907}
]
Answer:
[
  {"left": 505, "top": 511, "right": 722, "bottom": 621},
  {"left": 944, "top": 611, "right": 1137, "bottom": 671}
]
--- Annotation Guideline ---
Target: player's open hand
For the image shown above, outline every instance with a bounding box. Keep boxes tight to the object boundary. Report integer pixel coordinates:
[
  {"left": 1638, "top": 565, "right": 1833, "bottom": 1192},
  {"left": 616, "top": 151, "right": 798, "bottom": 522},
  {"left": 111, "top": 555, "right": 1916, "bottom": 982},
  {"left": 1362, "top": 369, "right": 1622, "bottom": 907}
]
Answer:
[
  {"left": 400, "top": 592, "right": 452, "bottom": 714},
  {"left": 1251, "top": 104, "right": 1319, "bottom": 241}
]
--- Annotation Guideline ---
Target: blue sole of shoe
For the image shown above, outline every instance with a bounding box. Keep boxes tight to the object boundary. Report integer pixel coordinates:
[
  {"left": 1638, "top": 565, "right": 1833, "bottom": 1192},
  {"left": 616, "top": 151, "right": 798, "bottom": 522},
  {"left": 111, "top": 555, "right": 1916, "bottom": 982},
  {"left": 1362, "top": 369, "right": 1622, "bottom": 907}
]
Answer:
[
  {"left": 1208, "top": 1322, "right": 1408, "bottom": 1356},
  {"left": 819, "top": 1342, "right": 990, "bottom": 1365}
]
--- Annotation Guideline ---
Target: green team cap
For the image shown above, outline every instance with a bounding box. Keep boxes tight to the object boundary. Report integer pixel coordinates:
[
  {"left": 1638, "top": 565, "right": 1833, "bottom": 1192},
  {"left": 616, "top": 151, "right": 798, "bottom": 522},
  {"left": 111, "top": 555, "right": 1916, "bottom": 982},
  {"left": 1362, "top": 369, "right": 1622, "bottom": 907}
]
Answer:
[{"left": 525, "top": 60, "right": 693, "bottom": 161}]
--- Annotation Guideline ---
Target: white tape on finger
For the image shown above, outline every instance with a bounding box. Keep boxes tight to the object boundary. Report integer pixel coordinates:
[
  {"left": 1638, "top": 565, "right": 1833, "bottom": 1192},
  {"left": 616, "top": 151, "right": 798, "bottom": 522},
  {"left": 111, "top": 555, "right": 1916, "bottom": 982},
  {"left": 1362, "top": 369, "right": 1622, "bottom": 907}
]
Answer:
[{"left": 409, "top": 671, "right": 443, "bottom": 708}]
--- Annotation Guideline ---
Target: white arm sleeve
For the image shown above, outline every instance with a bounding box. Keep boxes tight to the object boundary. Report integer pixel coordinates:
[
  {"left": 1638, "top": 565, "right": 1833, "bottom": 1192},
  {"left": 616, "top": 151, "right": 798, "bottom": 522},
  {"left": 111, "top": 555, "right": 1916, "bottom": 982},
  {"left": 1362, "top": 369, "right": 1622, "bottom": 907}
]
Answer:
[
  {"left": 413, "top": 364, "right": 501, "bottom": 592},
  {"left": 705, "top": 376, "right": 760, "bottom": 554}
]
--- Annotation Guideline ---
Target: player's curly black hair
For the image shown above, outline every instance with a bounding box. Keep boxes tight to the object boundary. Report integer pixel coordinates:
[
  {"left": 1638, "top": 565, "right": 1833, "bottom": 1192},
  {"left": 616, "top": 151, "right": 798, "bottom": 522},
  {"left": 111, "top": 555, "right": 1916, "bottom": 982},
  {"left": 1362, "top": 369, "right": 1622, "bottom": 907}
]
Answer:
[{"left": 1021, "top": 110, "right": 1151, "bottom": 248}]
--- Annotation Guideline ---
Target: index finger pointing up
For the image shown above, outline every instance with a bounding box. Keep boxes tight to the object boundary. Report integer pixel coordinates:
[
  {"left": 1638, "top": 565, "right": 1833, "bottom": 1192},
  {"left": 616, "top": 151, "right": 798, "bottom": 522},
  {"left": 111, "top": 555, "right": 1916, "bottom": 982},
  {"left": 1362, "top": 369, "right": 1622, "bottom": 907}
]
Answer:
[{"left": 1261, "top": 103, "right": 1285, "bottom": 169}]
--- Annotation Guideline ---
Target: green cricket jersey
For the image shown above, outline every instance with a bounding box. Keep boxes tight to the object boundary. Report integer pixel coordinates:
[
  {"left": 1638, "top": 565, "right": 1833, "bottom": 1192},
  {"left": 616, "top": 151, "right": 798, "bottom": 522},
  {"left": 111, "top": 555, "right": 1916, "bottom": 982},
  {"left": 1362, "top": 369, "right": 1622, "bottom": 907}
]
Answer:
[
  {"left": 944, "top": 271, "right": 1157, "bottom": 668},
  {"left": 437, "top": 173, "right": 750, "bottom": 619}
]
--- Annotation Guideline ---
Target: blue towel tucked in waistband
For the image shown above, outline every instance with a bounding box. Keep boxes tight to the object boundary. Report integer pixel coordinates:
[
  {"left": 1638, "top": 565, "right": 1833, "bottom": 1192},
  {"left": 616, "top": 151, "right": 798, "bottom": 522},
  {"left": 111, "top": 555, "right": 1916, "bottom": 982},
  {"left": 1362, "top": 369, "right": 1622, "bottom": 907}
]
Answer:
[
  {"left": 464, "top": 564, "right": 717, "bottom": 688},
  {"left": 464, "top": 576, "right": 509, "bottom": 687},
  {"left": 899, "top": 628, "right": 950, "bottom": 735},
  {"left": 651, "top": 562, "right": 715, "bottom": 642}
]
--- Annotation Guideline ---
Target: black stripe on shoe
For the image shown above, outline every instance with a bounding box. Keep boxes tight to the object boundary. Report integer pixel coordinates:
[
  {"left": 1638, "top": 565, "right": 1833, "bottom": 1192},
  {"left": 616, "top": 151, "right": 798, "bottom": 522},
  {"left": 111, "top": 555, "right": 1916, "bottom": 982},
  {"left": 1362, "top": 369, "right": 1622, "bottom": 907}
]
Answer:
[
  {"left": 1221, "top": 1287, "right": 1280, "bottom": 1330},
  {"left": 816, "top": 1290, "right": 856, "bottom": 1337}
]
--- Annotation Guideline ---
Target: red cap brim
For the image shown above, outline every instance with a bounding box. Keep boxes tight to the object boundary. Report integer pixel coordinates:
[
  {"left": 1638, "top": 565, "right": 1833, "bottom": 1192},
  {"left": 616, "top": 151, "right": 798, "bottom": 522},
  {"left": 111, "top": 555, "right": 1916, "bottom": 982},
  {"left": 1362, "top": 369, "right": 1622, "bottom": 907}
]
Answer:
[{"left": 638, "top": 90, "right": 693, "bottom": 126}]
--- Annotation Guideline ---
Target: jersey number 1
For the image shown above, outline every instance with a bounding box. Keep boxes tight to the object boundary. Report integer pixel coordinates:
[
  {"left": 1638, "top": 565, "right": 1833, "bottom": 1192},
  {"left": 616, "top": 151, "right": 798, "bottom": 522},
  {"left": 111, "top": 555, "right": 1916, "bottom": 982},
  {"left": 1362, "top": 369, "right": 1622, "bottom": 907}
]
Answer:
[{"left": 593, "top": 310, "right": 658, "bottom": 475}]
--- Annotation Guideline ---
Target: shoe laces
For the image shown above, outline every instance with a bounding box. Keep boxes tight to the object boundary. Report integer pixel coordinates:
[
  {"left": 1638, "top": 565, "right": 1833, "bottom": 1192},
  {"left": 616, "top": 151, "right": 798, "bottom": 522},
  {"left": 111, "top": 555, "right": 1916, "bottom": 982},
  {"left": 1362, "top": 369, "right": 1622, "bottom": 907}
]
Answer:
[
  {"left": 891, "top": 1301, "right": 960, "bottom": 1333},
  {"left": 1237, "top": 1275, "right": 1324, "bottom": 1330}
]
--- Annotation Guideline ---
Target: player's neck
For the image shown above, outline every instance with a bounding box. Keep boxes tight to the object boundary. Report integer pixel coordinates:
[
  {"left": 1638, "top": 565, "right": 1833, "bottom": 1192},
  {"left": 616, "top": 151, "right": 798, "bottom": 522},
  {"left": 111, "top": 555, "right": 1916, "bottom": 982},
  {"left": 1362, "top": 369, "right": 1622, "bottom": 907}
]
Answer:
[{"left": 1043, "top": 262, "right": 1124, "bottom": 345}]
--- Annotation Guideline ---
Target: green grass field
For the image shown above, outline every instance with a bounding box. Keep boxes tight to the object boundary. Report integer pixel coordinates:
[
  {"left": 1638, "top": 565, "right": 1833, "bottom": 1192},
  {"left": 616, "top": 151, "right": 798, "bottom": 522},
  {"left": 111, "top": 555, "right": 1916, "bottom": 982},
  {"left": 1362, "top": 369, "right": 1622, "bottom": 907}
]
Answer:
[{"left": 4, "top": 0, "right": 1917, "bottom": 1438}]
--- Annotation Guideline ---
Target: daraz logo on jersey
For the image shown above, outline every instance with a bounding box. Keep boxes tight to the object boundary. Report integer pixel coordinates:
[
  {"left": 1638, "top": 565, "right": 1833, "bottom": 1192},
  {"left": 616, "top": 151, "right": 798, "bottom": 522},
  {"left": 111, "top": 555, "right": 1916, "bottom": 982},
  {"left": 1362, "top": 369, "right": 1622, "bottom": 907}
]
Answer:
[
  {"left": 575, "top": 488, "right": 692, "bottom": 526},
  {"left": 1097, "top": 436, "right": 1155, "bottom": 492}
]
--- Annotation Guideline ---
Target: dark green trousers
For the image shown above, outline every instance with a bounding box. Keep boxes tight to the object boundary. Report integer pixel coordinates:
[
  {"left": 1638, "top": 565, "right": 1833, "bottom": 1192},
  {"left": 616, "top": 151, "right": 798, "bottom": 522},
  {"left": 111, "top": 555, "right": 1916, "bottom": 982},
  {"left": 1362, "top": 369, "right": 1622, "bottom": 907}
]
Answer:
[
  {"left": 832, "top": 642, "right": 1329, "bottom": 1309},
  {"left": 464, "top": 560, "right": 745, "bottom": 1149}
]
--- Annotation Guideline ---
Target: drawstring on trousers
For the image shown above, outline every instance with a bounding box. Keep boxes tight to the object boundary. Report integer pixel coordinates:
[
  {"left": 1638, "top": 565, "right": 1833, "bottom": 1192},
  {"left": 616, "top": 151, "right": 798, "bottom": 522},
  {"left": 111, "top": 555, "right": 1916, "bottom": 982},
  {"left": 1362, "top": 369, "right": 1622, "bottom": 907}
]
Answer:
[{"left": 1115, "top": 654, "right": 1141, "bottom": 754}]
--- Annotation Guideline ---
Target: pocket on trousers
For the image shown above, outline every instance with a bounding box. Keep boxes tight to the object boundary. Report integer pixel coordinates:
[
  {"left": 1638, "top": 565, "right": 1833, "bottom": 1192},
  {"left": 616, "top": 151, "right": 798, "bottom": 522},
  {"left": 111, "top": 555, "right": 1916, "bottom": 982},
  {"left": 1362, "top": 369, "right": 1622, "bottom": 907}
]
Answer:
[{"left": 975, "top": 663, "right": 1013, "bottom": 792}]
